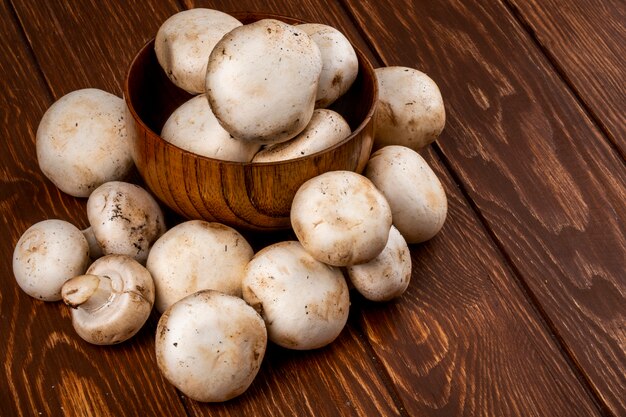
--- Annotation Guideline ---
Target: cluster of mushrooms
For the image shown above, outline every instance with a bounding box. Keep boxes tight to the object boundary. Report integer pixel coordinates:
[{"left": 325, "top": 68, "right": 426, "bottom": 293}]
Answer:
[{"left": 12, "top": 9, "right": 447, "bottom": 403}]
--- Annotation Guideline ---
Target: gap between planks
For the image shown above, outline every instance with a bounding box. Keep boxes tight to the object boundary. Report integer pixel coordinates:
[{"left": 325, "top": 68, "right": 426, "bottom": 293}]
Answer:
[
  {"left": 347, "top": 309, "right": 411, "bottom": 417},
  {"left": 334, "top": 0, "right": 616, "bottom": 415},
  {"left": 6, "top": 0, "right": 55, "bottom": 105},
  {"left": 501, "top": 0, "right": 626, "bottom": 165}
]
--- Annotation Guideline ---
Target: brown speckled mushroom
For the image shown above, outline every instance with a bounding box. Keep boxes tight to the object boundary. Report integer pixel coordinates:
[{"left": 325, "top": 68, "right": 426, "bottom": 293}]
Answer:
[
  {"left": 156, "top": 290, "right": 267, "bottom": 402},
  {"left": 61, "top": 254, "right": 155, "bottom": 345},
  {"left": 13, "top": 219, "right": 90, "bottom": 301},
  {"left": 86, "top": 181, "right": 166, "bottom": 264},
  {"left": 290, "top": 170, "right": 392, "bottom": 266},
  {"left": 147, "top": 220, "right": 254, "bottom": 313},
  {"left": 36, "top": 88, "right": 134, "bottom": 197},
  {"left": 347, "top": 226, "right": 412, "bottom": 301},
  {"left": 242, "top": 241, "right": 349, "bottom": 350}
]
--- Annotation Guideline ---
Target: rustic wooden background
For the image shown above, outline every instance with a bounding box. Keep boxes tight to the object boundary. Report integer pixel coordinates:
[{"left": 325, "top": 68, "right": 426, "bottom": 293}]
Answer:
[{"left": 1, "top": 0, "right": 624, "bottom": 416}]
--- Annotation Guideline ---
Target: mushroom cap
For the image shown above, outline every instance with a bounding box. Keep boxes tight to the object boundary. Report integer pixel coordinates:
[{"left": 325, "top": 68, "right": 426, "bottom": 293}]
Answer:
[
  {"left": 347, "top": 226, "right": 411, "bottom": 301},
  {"left": 63, "top": 255, "right": 155, "bottom": 345},
  {"left": 161, "top": 94, "right": 260, "bottom": 161},
  {"left": 12, "top": 219, "right": 90, "bottom": 301},
  {"left": 297, "top": 23, "right": 358, "bottom": 108},
  {"left": 155, "top": 8, "right": 242, "bottom": 94},
  {"left": 147, "top": 220, "right": 254, "bottom": 313},
  {"left": 156, "top": 290, "right": 267, "bottom": 402},
  {"left": 291, "top": 170, "right": 392, "bottom": 266},
  {"left": 87, "top": 181, "right": 166, "bottom": 264},
  {"left": 36, "top": 88, "right": 134, "bottom": 197},
  {"left": 374, "top": 66, "right": 445, "bottom": 152},
  {"left": 242, "top": 241, "right": 349, "bottom": 350},
  {"left": 205, "top": 19, "right": 322, "bottom": 144},
  {"left": 252, "top": 109, "right": 351, "bottom": 162},
  {"left": 365, "top": 145, "right": 447, "bottom": 243}
]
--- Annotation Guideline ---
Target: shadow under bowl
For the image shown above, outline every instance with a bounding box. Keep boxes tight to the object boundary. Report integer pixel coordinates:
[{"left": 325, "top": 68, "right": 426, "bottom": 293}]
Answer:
[{"left": 124, "top": 12, "right": 377, "bottom": 231}]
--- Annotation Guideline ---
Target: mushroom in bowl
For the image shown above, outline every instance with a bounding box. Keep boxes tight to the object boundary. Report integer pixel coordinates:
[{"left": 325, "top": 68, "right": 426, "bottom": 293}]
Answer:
[{"left": 125, "top": 12, "right": 377, "bottom": 231}]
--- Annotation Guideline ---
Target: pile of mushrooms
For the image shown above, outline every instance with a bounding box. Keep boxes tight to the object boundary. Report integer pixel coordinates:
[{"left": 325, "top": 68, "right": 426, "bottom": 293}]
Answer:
[{"left": 13, "top": 7, "right": 449, "bottom": 404}]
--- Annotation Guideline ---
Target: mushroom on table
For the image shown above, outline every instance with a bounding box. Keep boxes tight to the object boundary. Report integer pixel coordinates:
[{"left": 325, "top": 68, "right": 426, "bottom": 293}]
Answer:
[
  {"left": 242, "top": 241, "right": 350, "bottom": 350},
  {"left": 86, "top": 181, "right": 166, "bottom": 264},
  {"left": 36, "top": 88, "right": 134, "bottom": 197},
  {"left": 61, "top": 254, "right": 155, "bottom": 345},
  {"left": 374, "top": 66, "right": 446, "bottom": 152},
  {"left": 365, "top": 145, "right": 447, "bottom": 243},
  {"left": 13, "top": 219, "right": 90, "bottom": 301},
  {"left": 147, "top": 220, "right": 254, "bottom": 313},
  {"left": 290, "top": 170, "right": 392, "bottom": 266},
  {"left": 347, "top": 225, "right": 412, "bottom": 301},
  {"left": 156, "top": 290, "right": 267, "bottom": 402}
]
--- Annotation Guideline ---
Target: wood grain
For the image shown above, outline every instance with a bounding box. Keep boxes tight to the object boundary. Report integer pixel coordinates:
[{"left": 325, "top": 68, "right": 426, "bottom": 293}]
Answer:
[
  {"left": 355, "top": 148, "right": 605, "bottom": 417},
  {"left": 0, "top": 1, "right": 188, "bottom": 416},
  {"left": 341, "top": 0, "right": 626, "bottom": 414},
  {"left": 189, "top": 0, "right": 614, "bottom": 415},
  {"left": 10, "top": 0, "right": 180, "bottom": 97},
  {"left": 3, "top": 0, "right": 622, "bottom": 416},
  {"left": 505, "top": 0, "right": 626, "bottom": 157}
]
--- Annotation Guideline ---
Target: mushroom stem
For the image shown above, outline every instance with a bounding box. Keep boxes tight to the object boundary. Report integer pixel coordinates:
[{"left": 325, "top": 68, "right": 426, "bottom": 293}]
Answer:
[
  {"left": 82, "top": 227, "right": 103, "bottom": 259},
  {"left": 62, "top": 274, "right": 113, "bottom": 311}
]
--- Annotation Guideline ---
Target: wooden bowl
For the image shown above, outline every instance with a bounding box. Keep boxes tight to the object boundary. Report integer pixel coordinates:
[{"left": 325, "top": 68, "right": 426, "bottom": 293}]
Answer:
[{"left": 124, "top": 13, "right": 377, "bottom": 231}]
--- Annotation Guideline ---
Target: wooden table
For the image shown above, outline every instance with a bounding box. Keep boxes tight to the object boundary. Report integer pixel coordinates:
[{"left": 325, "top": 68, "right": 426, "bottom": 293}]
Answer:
[{"left": 1, "top": 1, "right": 624, "bottom": 416}]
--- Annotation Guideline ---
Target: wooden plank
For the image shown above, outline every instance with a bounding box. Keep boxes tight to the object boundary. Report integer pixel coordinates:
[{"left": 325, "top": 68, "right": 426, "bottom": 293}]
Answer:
[
  {"left": 0, "top": 1, "right": 188, "bottom": 416},
  {"left": 506, "top": 0, "right": 626, "bottom": 157},
  {"left": 341, "top": 0, "right": 626, "bottom": 415},
  {"left": 11, "top": 0, "right": 181, "bottom": 97},
  {"left": 7, "top": 1, "right": 615, "bottom": 417},
  {"left": 189, "top": 0, "right": 612, "bottom": 415},
  {"left": 8, "top": 1, "right": 402, "bottom": 416}
]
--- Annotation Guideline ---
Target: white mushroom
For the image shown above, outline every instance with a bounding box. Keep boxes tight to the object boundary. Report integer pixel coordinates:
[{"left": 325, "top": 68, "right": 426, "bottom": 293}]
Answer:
[
  {"left": 365, "top": 145, "right": 447, "bottom": 243},
  {"left": 161, "top": 94, "right": 260, "bottom": 161},
  {"left": 252, "top": 109, "right": 350, "bottom": 162},
  {"left": 61, "top": 255, "right": 155, "bottom": 345},
  {"left": 155, "top": 8, "right": 242, "bottom": 94},
  {"left": 13, "top": 219, "right": 90, "bottom": 301},
  {"left": 206, "top": 19, "right": 322, "bottom": 144},
  {"left": 82, "top": 226, "right": 103, "bottom": 260},
  {"left": 242, "top": 241, "right": 349, "bottom": 350},
  {"left": 374, "top": 66, "right": 445, "bottom": 152},
  {"left": 87, "top": 181, "right": 166, "bottom": 264},
  {"left": 291, "top": 170, "right": 392, "bottom": 266},
  {"left": 156, "top": 290, "right": 267, "bottom": 402},
  {"left": 146, "top": 220, "right": 254, "bottom": 313},
  {"left": 298, "top": 23, "right": 358, "bottom": 108},
  {"left": 36, "top": 88, "right": 134, "bottom": 197},
  {"left": 347, "top": 226, "right": 411, "bottom": 301}
]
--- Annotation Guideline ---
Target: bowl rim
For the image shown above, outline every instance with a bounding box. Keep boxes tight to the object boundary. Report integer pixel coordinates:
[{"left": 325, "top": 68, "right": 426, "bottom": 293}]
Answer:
[{"left": 124, "top": 12, "right": 378, "bottom": 167}]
